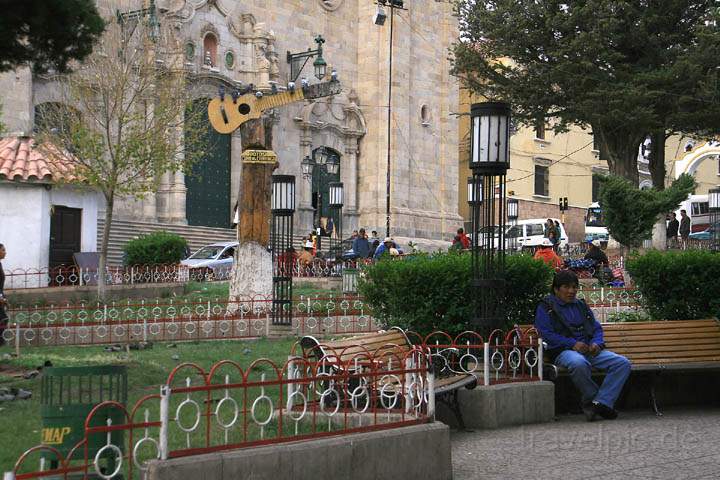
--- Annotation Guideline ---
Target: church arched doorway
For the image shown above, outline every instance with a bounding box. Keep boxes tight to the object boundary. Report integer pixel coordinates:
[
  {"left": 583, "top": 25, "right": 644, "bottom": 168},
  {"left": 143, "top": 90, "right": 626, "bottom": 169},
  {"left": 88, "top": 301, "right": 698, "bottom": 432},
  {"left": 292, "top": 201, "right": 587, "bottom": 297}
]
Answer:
[
  {"left": 185, "top": 98, "right": 231, "bottom": 228},
  {"left": 311, "top": 146, "right": 341, "bottom": 237}
]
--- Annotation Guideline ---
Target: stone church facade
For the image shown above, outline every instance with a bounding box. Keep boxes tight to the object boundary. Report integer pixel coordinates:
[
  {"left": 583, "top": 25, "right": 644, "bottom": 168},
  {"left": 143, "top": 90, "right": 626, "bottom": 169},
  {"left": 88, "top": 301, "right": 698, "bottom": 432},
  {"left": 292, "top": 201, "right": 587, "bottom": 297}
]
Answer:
[{"left": 0, "top": 0, "right": 461, "bottom": 245}]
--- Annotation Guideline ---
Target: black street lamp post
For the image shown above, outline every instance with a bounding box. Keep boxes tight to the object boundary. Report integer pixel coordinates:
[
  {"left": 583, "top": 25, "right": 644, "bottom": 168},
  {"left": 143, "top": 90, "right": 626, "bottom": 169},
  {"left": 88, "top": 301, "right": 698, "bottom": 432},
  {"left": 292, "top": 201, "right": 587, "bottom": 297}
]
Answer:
[
  {"left": 507, "top": 198, "right": 519, "bottom": 252},
  {"left": 329, "top": 182, "right": 344, "bottom": 257},
  {"left": 710, "top": 188, "right": 720, "bottom": 252},
  {"left": 287, "top": 35, "right": 328, "bottom": 83},
  {"left": 374, "top": 0, "right": 406, "bottom": 238},
  {"left": 271, "top": 175, "right": 296, "bottom": 326},
  {"left": 469, "top": 102, "right": 511, "bottom": 332}
]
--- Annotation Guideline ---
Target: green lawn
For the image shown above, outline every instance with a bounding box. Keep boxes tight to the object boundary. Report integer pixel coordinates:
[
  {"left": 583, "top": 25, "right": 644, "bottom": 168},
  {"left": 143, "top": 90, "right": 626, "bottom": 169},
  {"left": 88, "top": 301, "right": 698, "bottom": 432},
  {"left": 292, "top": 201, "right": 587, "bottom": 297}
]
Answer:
[{"left": 0, "top": 338, "right": 297, "bottom": 473}]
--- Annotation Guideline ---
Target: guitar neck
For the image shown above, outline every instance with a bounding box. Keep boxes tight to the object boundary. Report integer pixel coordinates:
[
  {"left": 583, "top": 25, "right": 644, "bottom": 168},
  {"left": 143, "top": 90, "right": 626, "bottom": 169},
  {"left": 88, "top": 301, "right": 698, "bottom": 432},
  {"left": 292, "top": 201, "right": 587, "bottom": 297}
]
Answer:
[{"left": 257, "top": 89, "right": 305, "bottom": 111}]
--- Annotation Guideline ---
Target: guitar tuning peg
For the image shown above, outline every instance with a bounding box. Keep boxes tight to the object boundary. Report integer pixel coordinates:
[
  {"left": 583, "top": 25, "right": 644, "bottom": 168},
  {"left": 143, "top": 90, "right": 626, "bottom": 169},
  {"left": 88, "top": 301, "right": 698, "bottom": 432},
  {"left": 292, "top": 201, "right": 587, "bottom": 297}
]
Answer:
[
  {"left": 301, "top": 77, "right": 309, "bottom": 88},
  {"left": 287, "top": 81, "right": 295, "bottom": 93},
  {"left": 255, "top": 91, "right": 263, "bottom": 98},
  {"left": 218, "top": 85, "right": 225, "bottom": 100}
]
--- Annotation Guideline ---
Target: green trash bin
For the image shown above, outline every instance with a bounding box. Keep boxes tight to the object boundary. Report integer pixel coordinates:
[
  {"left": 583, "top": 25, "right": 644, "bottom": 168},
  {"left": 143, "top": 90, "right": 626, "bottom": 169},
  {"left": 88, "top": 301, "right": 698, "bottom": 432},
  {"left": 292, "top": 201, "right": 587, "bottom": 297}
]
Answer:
[
  {"left": 41, "top": 365, "right": 127, "bottom": 471},
  {"left": 342, "top": 267, "right": 359, "bottom": 294}
]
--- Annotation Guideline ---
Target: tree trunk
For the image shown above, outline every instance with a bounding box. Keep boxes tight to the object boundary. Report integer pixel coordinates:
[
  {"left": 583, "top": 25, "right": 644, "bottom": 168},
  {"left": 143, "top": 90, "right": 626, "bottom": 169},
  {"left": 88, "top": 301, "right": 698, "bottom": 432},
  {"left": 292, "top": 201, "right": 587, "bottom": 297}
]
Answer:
[
  {"left": 649, "top": 132, "right": 668, "bottom": 250},
  {"left": 596, "top": 126, "right": 643, "bottom": 185},
  {"left": 97, "top": 194, "right": 114, "bottom": 301},
  {"left": 228, "top": 116, "right": 277, "bottom": 308}
]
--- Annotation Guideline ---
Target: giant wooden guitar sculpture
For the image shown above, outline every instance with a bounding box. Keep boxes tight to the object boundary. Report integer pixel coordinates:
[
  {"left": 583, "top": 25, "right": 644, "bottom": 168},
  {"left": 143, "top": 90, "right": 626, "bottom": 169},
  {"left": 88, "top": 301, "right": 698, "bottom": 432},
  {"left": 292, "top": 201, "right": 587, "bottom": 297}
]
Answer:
[
  {"left": 211, "top": 78, "right": 342, "bottom": 304},
  {"left": 208, "top": 79, "right": 342, "bottom": 134}
]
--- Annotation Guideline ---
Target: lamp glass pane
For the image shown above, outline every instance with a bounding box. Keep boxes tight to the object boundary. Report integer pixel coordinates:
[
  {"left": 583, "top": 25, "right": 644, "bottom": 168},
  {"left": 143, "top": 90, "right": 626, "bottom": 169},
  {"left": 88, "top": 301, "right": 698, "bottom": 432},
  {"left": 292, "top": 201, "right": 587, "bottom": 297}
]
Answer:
[
  {"left": 710, "top": 189, "right": 720, "bottom": 210},
  {"left": 498, "top": 115, "right": 508, "bottom": 164},
  {"left": 471, "top": 116, "right": 480, "bottom": 165},
  {"left": 479, "top": 115, "right": 489, "bottom": 163},
  {"left": 488, "top": 115, "right": 499, "bottom": 163}
]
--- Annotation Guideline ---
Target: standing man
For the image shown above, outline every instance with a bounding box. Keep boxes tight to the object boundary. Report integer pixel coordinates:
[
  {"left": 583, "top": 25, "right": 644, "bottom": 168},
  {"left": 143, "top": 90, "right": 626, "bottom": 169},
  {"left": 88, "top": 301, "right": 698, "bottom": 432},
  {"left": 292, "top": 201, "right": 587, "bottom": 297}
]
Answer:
[
  {"left": 0, "top": 244, "right": 7, "bottom": 346},
  {"left": 352, "top": 228, "right": 371, "bottom": 259},
  {"left": 535, "top": 271, "right": 631, "bottom": 421},
  {"left": 679, "top": 209, "right": 691, "bottom": 249},
  {"left": 666, "top": 212, "right": 679, "bottom": 248}
]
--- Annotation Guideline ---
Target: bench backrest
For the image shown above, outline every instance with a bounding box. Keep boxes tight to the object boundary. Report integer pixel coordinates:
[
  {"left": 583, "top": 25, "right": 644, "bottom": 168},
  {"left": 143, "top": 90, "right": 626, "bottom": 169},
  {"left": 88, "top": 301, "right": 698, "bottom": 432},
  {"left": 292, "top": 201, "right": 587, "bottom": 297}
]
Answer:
[
  {"left": 602, "top": 319, "right": 720, "bottom": 366},
  {"left": 300, "top": 328, "right": 414, "bottom": 368}
]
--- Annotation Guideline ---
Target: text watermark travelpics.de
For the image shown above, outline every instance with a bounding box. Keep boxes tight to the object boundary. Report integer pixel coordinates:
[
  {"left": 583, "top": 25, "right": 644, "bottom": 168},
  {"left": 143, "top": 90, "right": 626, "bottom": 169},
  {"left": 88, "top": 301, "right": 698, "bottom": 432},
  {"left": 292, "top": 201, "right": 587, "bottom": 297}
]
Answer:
[{"left": 515, "top": 424, "right": 699, "bottom": 457}]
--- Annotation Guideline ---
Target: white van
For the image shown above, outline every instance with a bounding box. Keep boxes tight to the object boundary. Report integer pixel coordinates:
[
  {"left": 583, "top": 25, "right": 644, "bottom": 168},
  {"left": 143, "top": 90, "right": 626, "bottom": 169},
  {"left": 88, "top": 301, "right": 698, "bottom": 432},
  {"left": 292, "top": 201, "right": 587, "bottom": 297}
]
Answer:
[{"left": 507, "top": 218, "right": 568, "bottom": 251}]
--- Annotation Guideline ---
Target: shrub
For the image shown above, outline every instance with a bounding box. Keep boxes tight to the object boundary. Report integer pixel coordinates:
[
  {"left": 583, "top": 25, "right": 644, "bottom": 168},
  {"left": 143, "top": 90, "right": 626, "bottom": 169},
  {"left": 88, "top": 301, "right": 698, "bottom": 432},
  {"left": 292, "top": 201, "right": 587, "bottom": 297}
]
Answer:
[
  {"left": 123, "top": 231, "right": 188, "bottom": 266},
  {"left": 357, "top": 252, "right": 553, "bottom": 336},
  {"left": 626, "top": 250, "right": 720, "bottom": 320}
]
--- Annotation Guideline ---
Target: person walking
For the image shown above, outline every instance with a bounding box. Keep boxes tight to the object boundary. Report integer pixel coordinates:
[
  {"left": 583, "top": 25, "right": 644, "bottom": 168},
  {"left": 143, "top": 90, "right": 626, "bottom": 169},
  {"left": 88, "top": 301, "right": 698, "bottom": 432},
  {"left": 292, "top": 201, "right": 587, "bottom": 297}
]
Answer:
[
  {"left": 679, "top": 209, "right": 691, "bottom": 249},
  {"left": 535, "top": 271, "right": 631, "bottom": 422},
  {"left": 666, "top": 212, "right": 679, "bottom": 248}
]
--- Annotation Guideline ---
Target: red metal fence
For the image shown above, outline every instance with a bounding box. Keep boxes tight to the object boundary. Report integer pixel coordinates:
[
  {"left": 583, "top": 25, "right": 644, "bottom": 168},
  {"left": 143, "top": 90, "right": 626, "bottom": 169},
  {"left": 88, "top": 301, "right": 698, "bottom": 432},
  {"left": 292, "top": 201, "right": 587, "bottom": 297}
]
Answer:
[
  {"left": 2, "top": 296, "right": 380, "bottom": 347},
  {"left": 5, "top": 259, "right": 372, "bottom": 290},
  {"left": 6, "top": 327, "right": 543, "bottom": 480}
]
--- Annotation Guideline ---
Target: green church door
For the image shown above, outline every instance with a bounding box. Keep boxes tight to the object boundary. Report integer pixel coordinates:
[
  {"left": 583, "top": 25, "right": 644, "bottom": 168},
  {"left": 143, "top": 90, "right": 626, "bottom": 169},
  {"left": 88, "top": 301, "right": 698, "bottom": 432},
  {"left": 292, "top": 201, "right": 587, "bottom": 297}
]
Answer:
[{"left": 186, "top": 99, "right": 231, "bottom": 228}]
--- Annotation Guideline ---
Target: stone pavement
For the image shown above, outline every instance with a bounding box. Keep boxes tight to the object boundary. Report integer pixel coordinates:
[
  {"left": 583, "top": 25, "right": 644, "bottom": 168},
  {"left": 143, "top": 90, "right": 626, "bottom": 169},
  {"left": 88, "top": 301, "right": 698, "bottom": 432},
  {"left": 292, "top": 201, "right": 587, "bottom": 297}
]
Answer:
[{"left": 451, "top": 408, "right": 720, "bottom": 479}]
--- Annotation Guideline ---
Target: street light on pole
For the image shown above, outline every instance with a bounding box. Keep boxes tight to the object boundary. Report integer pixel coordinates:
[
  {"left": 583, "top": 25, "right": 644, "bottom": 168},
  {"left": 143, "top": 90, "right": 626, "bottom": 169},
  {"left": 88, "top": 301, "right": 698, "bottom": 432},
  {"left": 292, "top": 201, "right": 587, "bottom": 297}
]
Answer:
[
  {"left": 469, "top": 101, "right": 511, "bottom": 332},
  {"left": 709, "top": 187, "right": 720, "bottom": 252},
  {"left": 374, "top": 0, "right": 406, "bottom": 238}
]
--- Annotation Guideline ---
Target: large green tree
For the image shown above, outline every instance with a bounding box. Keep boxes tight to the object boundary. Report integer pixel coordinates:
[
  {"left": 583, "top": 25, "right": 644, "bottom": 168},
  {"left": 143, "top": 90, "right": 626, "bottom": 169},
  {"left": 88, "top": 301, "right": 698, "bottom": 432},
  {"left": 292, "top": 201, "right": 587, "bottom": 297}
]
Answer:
[
  {"left": 0, "top": 0, "right": 104, "bottom": 73},
  {"left": 453, "top": 1, "right": 720, "bottom": 185},
  {"left": 597, "top": 173, "right": 695, "bottom": 248}
]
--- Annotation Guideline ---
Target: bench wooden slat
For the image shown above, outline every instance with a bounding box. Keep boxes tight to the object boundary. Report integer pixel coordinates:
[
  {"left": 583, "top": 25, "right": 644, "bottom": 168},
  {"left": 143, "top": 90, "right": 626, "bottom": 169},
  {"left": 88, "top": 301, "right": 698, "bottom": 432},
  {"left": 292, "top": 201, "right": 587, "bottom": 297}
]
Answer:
[
  {"left": 610, "top": 343, "right": 720, "bottom": 354},
  {"left": 628, "top": 356, "right": 720, "bottom": 364},
  {"left": 603, "top": 332, "right": 720, "bottom": 342},
  {"left": 603, "top": 338, "right": 720, "bottom": 348},
  {"left": 604, "top": 327, "right": 720, "bottom": 337},
  {"left": 602, "top": 319, "right": 718, "bottom": 329}
]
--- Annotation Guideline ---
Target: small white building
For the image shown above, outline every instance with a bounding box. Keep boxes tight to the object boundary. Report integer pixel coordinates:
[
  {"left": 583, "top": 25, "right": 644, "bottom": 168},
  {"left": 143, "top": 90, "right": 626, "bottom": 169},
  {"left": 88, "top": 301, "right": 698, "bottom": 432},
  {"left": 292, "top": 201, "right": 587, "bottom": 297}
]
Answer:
[{"left": 0, "top": 136, "right": 100, "bottom": 288}]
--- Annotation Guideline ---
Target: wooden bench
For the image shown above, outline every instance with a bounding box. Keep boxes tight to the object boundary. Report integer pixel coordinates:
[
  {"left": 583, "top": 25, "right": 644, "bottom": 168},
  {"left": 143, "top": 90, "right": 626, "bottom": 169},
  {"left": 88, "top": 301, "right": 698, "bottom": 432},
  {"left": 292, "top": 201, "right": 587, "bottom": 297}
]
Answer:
[
  {"left": 299, "top": 327, "right": 481, "bottom": 429},
  {"left": 541, "top": 319, "right": 720, "bottom": 414}
]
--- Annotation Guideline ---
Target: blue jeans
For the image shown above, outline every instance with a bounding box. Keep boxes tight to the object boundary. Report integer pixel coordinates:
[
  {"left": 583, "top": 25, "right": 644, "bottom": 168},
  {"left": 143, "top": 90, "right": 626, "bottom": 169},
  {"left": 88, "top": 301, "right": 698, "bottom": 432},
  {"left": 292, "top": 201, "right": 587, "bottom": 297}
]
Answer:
[{"left": 555, "top": 349, "right": 631, "bottom": 408}]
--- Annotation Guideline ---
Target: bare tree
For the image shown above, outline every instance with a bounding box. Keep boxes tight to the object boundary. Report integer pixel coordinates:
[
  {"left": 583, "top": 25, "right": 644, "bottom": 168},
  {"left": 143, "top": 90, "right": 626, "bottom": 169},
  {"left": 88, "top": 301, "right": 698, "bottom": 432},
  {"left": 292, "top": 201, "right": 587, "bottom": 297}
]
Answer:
[{"left": 36, "top": 10, "right": 205, "bottom": 298}]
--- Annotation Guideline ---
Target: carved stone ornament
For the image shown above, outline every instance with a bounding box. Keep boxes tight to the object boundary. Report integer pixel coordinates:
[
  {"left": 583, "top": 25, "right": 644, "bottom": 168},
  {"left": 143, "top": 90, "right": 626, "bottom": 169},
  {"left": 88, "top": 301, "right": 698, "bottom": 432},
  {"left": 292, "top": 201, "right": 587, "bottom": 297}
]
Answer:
[{"left": 318, "top": 0, "right": 344, "bottom": 11}]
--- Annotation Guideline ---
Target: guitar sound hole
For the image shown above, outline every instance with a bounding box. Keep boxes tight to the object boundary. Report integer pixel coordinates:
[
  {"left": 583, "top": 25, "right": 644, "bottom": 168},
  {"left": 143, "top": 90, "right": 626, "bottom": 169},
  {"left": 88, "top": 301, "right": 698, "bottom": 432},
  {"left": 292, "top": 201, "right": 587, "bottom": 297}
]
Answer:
[{"left": 238, "top": 103, "right": 251, "bottom": 115}]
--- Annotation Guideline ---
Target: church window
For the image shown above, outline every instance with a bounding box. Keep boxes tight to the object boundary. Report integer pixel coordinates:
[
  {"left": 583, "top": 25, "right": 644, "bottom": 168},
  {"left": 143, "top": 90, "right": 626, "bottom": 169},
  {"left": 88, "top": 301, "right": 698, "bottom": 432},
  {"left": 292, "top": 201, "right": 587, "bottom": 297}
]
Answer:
[
  {"left": 185, "top": 42, "right": 195, "bottom": 62},
  {"left": 534, "top": 165, "right": 549, "bottom": 197},
  {"left": 203, "top": 33, "right": 218, "bottom": 67},
  {"left": 225, "top": 51, "right": 235, "bottom": 69}
]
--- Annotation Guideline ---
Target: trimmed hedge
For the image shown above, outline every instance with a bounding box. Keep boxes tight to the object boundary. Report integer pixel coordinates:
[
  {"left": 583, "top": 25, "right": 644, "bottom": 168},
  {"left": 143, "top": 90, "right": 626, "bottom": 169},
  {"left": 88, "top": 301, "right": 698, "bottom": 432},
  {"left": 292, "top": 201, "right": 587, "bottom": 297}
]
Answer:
[
  {"left": 626, "top": 250, "right": 720, "bottom": 320},
  {"left": 357, "top": 252, "right": 553, "bottom": 336},
  {"left": 123, "top": 231, "right": 188, "bottom": 266}
]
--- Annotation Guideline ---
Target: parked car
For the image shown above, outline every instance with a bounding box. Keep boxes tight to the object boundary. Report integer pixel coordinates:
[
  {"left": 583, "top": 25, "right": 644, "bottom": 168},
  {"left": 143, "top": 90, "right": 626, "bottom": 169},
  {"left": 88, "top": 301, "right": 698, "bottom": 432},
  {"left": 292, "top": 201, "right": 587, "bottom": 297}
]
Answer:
[
  {"left": 180, "top": 241, "right": 238, "bottom": 280},
  {"left": 471, "top": 218, "right": 569, "bottom": 251},
  {"left": 688, "top": 222, "right": 719, "bottom": 241}
]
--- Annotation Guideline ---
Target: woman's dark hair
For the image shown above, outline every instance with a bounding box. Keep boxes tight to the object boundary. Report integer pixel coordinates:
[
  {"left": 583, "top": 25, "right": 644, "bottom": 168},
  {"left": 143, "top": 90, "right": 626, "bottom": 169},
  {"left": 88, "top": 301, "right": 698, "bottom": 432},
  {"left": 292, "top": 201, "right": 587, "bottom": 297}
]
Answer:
[{"left": 551, "top": 270, "right": 579, "bottom": 293}]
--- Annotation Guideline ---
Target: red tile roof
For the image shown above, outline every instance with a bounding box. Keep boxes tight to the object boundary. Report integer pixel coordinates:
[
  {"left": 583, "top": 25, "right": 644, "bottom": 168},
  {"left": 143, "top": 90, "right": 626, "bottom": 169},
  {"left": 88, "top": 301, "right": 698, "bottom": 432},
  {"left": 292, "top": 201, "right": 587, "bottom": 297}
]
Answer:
[{"left": 0, "top": 136, "right": 78, "bottom": 183}]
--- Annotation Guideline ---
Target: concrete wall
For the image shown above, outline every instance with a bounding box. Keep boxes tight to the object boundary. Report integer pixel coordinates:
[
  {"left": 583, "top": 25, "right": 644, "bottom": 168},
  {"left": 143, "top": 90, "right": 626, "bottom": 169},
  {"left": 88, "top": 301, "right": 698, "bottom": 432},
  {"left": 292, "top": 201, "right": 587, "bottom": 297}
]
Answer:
[
  {"left": 0, "top": 183, "right": 100, "bottom": 285},
  {"left": 437, "top": 381, "right": 555, "bottom": 430},
  {"left": 0, "top": 183, "right": 45, "bottom": 273},
  {"left": 147, "top": 422, "right": 452, "bottom": 480}
]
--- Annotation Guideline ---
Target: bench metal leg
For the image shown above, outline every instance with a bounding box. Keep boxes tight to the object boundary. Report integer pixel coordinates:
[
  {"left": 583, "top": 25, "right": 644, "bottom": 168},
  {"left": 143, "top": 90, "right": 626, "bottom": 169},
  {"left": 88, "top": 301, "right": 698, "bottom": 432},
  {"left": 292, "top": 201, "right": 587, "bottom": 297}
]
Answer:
[
  {"left": 650, "top": 373, "right": 663, "bottom": 417},
  {"left": 437, "top": 389, "right": 472, "bottom": 432}
]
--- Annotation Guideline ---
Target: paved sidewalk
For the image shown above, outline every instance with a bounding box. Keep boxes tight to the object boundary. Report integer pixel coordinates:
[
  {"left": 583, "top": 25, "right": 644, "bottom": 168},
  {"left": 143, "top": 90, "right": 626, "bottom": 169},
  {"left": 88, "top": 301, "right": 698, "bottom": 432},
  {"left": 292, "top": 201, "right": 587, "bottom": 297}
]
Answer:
[{"left": 451, "top": 408, "right": 720, "bottom": 479}]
